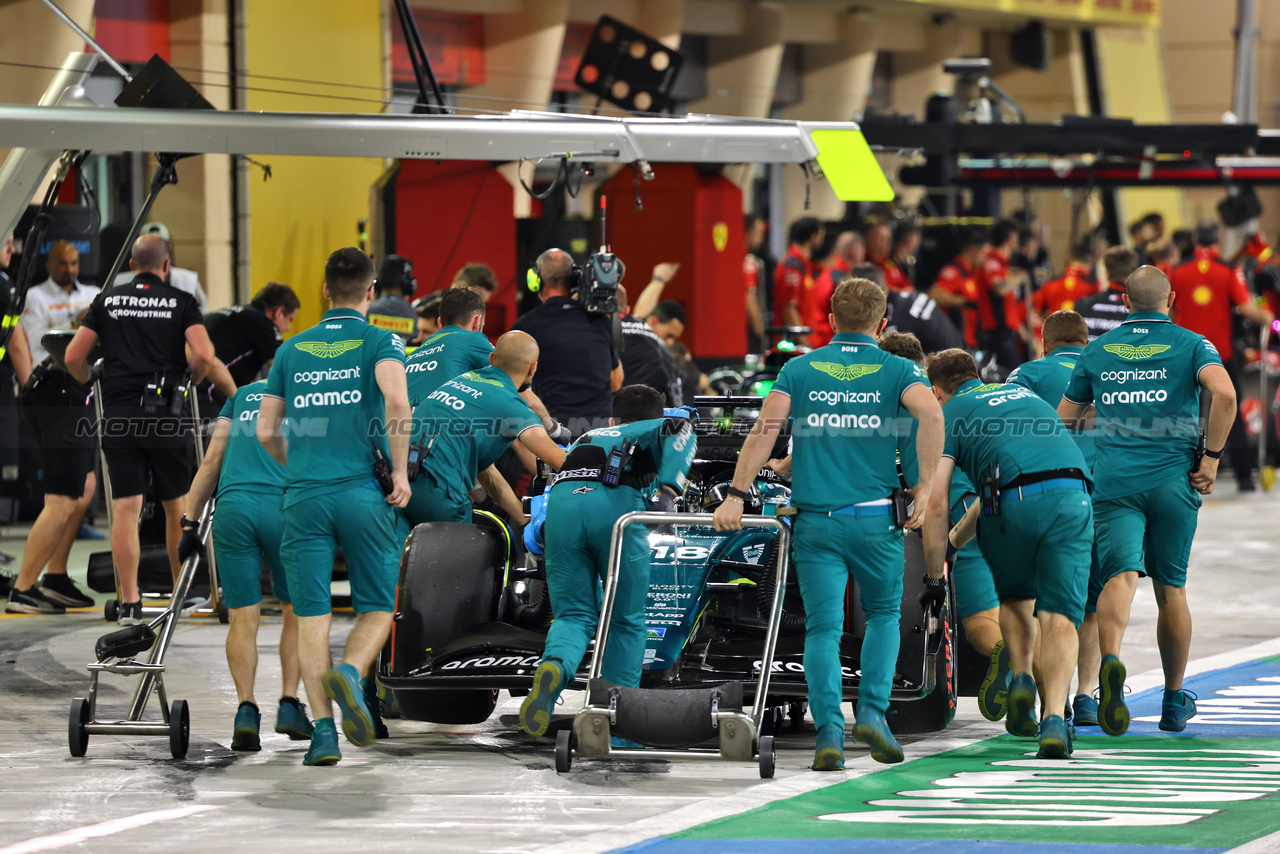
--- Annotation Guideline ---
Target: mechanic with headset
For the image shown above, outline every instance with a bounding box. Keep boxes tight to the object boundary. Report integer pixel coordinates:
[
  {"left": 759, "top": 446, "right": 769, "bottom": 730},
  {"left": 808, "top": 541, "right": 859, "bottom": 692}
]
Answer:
[
  {"left": 402, "top": 330, "right": 565, "bottom": 528},
  {"left": 64, "top": 233, "right": 218, "bottom": 627},
  {"left": 256, "top": 247, "right": 411, "bottom": 767},
  {"left": 878, "top": 331, "right": 1010, "bottom": 725},
  {"left": 184, "top": 379, "right": 314, "bottom": 752},
  {"left": 715, "top": 277, "right": 944, "bottom": 771},
  {"left": 923, "top": 348, "right": 1092, "bottom": 760},
  {"left": 1058, "top": 265, "right": 1237, "bottom": 738},
  {"left": 367, "top": 255, "right": 419, "bottom": 345},
  {"left": 519, "top": 384, "right": 696, "bottom": 740},
  {"left": 1005, "top": 309, "right": 1101, "bottom": 727}
]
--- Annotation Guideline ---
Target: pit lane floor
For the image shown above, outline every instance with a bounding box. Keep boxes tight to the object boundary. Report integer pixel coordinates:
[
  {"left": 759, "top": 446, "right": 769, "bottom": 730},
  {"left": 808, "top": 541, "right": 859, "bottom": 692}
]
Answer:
[{"left": 0, "top": 483, "right": 1276, "bottom": 854}]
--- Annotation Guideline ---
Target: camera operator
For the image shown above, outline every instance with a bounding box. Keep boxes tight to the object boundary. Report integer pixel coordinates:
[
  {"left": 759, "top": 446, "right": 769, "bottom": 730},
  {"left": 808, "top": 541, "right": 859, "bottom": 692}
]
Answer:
[
  {"left": 8, "top": 240, "right": 100, "bottom": 613},
  {"left": 64, "top": 233, "right": 218, "bottom": 625},
  {"left": 367, "top": 255, "right": 418, "bottom": 345},
  {"left": 197, "top": 282, "right": 300, "bottom": 421},
  {"left": 512, "top": 249, "right": 622, "bottom": 433},
  {"left": 618, "top": 285, "right": 682, "bottom": 406}
]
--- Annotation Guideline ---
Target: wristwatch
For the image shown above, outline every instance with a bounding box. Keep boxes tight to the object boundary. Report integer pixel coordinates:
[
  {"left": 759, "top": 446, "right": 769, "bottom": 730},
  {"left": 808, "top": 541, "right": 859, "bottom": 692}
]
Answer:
[
  {"left": 725, "top": 485, "right": 751, "bottom": 501},
  {"left": 180, "top": 514, "right": 199, "bottom": 530},
  {"left": 922, "top": 575, "right": 946, "bottom": 587},
  {"left": 1203, "top": 448, "right": 1223, "bottom": 459}
]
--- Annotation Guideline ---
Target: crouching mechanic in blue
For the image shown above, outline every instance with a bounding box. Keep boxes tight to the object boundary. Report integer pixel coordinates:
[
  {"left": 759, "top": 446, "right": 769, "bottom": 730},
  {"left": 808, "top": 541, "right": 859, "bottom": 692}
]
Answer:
[
  {"left": 185, "top": 379, "right": 313, "bottom": 751},
  {"left": 922, "top": 348, "right": 1092, "bottom": 759},
  {"left": 715, "top": 277, "right": 944, "bottom": 771},
  {"left": 257, "top": 247, "right": 413, "bottom": 767},
  {"left": 519, "top": 384, "right": 697, "bottom": 739}
]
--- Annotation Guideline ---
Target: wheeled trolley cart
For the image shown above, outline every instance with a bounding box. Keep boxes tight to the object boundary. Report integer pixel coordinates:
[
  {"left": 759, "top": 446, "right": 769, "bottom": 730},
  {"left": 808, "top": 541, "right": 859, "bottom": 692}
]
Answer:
[
  {"left": 555, "top": 511, "right": 791, "bottom": 779},
  {"left": 67, "top": 513, "right": 212, "bottom": 759}
]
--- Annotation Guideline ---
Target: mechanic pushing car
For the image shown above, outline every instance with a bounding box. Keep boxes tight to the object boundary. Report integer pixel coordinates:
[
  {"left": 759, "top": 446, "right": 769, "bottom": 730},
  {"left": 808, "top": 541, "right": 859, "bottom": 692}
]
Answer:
[
  {"left": 1005, "top": 310, "right": 1102, "bottom": 726},
  {"left": 923, "top": 348, "right": 1092, "bottom": 760},
  {"left": 1058, "top": 265, "right": 1238, "bottom": 737},
  {"left": 714, "top": 277, "right": 944, "bottom": 771},
  {"left": 519, "top": 385, "right": 696, "bottom": 739},
  {"left": 405, "top": 287, "right": 493, "bottom": 409},
  {"left": 183, "top": 379, "right": 314, "bottom": 751},
  {"left": 403, "top": 330, "right": 566, "bottom": 527},
  {"left": 257, "top": 247, "right": 412, "bottom": 767}
]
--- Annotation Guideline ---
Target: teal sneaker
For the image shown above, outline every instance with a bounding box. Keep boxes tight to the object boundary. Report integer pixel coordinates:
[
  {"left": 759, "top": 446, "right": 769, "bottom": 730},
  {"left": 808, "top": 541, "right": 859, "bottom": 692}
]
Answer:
[
  {"left": 275, "top": 698, "right": 314, "bottom": 740},
  {"left": 1005, "top": 672, "right": 1038, "bottom": 737},
  {"left": 362, "top": 676, "right": 389, "bottom": 739},
  {"left": 1159, "top": 688, "right": 1197, "bottom": 733},
  {"left": 977, "top": 640, "right": 1011, "bottom": 721},
  {"left": 321, "top": 663, "right": 375, "bottom": 747},
  {"left": 519, "top": 660, "right": 565, "bottom": 737},
  {"left": 1072, "top": 693, "right": 1099, "bottom": 726},
  {"left": 853, "top": 712, "right": 903, "bottom": 764},
  {"left": 811, "top": 724, "right": 846, "bottom": 771},
  {"left": 231, "top": 702, "right": 261, "bottom": 751},
  {"left": 1098, "top": 655, "right": 1130, "bottom": 736},
  {"left": 1037, "top": 714, "right": 1072, "bottom": 758},
  {"left": 303, "top": 718, "right": 341, "bottom": 766}
]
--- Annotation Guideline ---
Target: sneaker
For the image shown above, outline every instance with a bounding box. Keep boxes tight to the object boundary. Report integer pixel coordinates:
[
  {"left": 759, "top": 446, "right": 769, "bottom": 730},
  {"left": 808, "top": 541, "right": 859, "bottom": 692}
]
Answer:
[
  {"left": 40, "top": 574, "right": 94, "bottom": 608},
  {"left": 1005, "top": 673, "right": 1039, "bottom": 737},
  {"left": 118, "top": 601, "right": 145, "bottom": 626},
  {"left": 76, "top": 524, "right": 107, "bottom": 541},
  {"left": 362, "top": 676, "right": 389, "bottom": 739},
  {"left": 1037, "top": 714, "right": 1072, "bottom": 759},
  {"left": 1072, "top": 693, "right": 1099, "bottom": 726},
  {"left": 321, "top": 663, "right": 375, "bottom": 747},
  {"left": 519, "top": 660, "right": 566, "bottom": 737},
  {"left": 1159, "top": 688, "right": 1198, "bottom": 733},
  {"left": 811, "top": 724, "right": 846, "bottom": 771},
  {"left": 231, "top": 702, "right": 261, "bottom": 751},
  {"left": 303, "top": 718, "right": 341, "bottom": 766},
  {"left": 6, "top": 586, "right": 66, "bottom": 615},
  {"left": 853, "top": 711, "right": 904, "bottom": 764},
  {"left": 275, "top": 698, "right": 315, "bottom": 740},
  {"left": 1097, "top": 654, "right": 1130, "bottom": 736},
  {"left": 978, "top": 640, "right": 1011, "bottom": 721}
]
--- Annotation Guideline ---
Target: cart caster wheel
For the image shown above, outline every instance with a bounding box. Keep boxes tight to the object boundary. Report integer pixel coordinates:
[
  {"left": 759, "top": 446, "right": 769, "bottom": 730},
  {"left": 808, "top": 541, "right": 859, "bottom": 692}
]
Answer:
[
  {"left": 103, "top": 600, "right": 119, "bottom": 622},
  {"left": 170, "top": 699, "right": 190, "bottom": 759},
  {"left": 789, "top": 701, "right": 807, "bottom": 730},
  {"left": 758, "top": 735, "right": 776, "bottom": 779},
  {"left": 555, "top": 729, "right": 574, "bottom": 773},
  {"left": 216, "top": 602, "right": 229, "bottom": 624},
  {"left": 68, "top": 698, "right": 90, "bottom": 757}
]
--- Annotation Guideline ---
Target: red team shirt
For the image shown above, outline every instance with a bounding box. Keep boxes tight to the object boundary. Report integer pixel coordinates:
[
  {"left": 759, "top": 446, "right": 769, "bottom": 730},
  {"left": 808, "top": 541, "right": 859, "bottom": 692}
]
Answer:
[
  {"left": 875, "top": 257, "right": 914, "bottom": 293},
  {"left": 977, "top": 248, "right": 1025, "bottom": 334},
  {"left": 774, "top": 246, "right": 823, "bottom": 335},
  {"left": 1034, "top": 261, "right": 1096, "bottom": 316},
  {"left": 932, "top": 256, "right": 981, "bottom": 348},
  {"left": 1169, "top": 247, "right": 1252, "bottom": 360},
  {"left": 806, "top": 257, "right": 850, "bottom": 348}
]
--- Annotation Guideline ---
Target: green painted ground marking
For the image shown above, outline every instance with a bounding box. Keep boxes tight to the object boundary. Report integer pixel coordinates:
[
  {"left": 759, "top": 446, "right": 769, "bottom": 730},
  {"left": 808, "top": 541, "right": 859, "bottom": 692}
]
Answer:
[{"left": 674, "top": 736, "right": 1280, "bottom": 848}]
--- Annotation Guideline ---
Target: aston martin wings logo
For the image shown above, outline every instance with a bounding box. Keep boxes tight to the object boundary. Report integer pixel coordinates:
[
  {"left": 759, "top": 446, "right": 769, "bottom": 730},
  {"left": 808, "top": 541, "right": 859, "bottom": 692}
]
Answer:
[
  {"left": 462, "top": 371, "right": 504, "bottom": 387},
  {"left": 811, "top": 362, "right": 882, "bottom": 381},
  {"left": 295, "top": 340, "right": 363, "bottom": 358},
  {"left": 1103, "top": 343, "right": 1171, "bottom": 361}
]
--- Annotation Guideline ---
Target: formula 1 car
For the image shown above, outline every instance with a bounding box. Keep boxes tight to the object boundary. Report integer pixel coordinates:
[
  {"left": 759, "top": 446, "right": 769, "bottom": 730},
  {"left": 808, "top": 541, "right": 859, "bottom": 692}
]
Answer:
[{"left": 379, "top": 397, "right": 961, "bottom": 736}]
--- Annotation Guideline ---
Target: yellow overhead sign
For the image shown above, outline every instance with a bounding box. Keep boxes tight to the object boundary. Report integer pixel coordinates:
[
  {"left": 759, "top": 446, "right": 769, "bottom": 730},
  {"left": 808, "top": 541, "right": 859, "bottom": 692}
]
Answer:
[
  {"left": 888, "top": 0, "right": 1159, "bottom": 28},
  {"left": 809, "top": 129, "right": 895, "bottom": 203}
]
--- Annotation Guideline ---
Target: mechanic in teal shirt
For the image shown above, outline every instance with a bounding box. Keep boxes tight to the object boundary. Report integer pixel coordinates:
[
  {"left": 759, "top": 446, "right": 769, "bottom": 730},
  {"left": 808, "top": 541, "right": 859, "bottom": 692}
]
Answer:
[
  {"left": 715, "top": 278, "right": 944, "bottom": 771},
  {"left": 405, "top": 288, "right": 493, "bottom": 408},
  {"left": 520, "top": 385, "right": 697, "bottom": 740},
  {"left": 258, "top": 248, "right": 413, "bottom": 767},
  {"left": 1007, "top": 310, "right": 1102, "bottom": 727},
  {"left": 1059, "top": 266, "right": 1237, "bottom": 737},
  {"left": 923, "top": 348, "right": 1092, "bottom": 759},
  {"left": 405, "top": 331, "right": 566, "bottom": 527},
  {"left": 184, "top": 380, "right": 313, "bottom": 752}
]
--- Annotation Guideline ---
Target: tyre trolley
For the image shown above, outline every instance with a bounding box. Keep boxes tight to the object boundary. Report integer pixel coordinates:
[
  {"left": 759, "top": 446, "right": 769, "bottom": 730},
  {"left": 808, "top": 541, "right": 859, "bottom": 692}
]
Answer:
[
  {"left": 555, "top": 511, "right": 791, "bottom": 779},
  {"left": 67, "top": 513, "right": 212, "bottom": 759}
]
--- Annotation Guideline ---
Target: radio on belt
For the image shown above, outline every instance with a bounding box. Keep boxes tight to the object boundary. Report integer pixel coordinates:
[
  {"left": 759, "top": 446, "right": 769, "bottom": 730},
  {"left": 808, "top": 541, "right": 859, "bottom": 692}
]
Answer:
[{"left": 603, "top": 439, "right": 637, "bottom": 487}]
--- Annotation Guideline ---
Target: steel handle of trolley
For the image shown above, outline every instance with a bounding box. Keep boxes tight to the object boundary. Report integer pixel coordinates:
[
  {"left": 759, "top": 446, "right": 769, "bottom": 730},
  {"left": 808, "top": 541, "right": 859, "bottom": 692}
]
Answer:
[
  {"left": 187, "top": 387, "right": 224, "bottom": 618},
  {"left": 595, "top": 511, "right": 792, "bottom": 728}
]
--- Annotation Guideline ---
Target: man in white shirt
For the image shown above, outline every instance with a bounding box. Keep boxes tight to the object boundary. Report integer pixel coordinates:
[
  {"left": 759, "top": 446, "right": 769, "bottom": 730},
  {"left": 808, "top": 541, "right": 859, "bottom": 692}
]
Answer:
[
  {"left": 22, "top": 240, "right": 100, "bottom": 362},
  {"left": 112, "top": 222, "right": 209, "bottom": 313}
]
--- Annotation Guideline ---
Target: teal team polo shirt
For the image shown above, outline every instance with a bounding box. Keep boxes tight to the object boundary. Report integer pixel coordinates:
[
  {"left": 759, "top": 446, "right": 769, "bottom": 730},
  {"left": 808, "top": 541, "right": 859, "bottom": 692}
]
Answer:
[
  {"left": 773, "top": 332, "right": 929, "bottom": 512},
  {"left": 405, "top": 325, "right": 494, "bottom": 409},
  {"left": 216, "top": 380, "right": 285, "bottom": 497},
  {"left": 1006, "top": 345, "right": 1096, "bottom": 469},
  {"left": 942, "top": 378, "right": 1090, "bottom": 490},
  {"left": 1063, "top": 310, "right": 1223, "bottom": 502},
  {"left": 413, "top": 365, "right": 541, "bottom": 488},
  {"left": 263, "top": 308, "right": 405, "bottom": 508}
]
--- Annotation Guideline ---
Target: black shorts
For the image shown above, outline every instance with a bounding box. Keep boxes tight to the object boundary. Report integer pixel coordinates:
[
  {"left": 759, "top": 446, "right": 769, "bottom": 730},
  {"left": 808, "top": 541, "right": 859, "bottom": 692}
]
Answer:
[
  {"left": 23, "top": 378, "right": 96, "bottom": 498},
  {"left": 103, "top": 443, "right": 194, "bottom": 502}
]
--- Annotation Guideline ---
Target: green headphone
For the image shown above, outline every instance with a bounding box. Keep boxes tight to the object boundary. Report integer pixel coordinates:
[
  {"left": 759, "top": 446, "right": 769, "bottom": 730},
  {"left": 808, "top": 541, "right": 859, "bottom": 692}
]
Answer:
[{"left": 526, "top": 267, "right": 542, "bottom": 293}]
